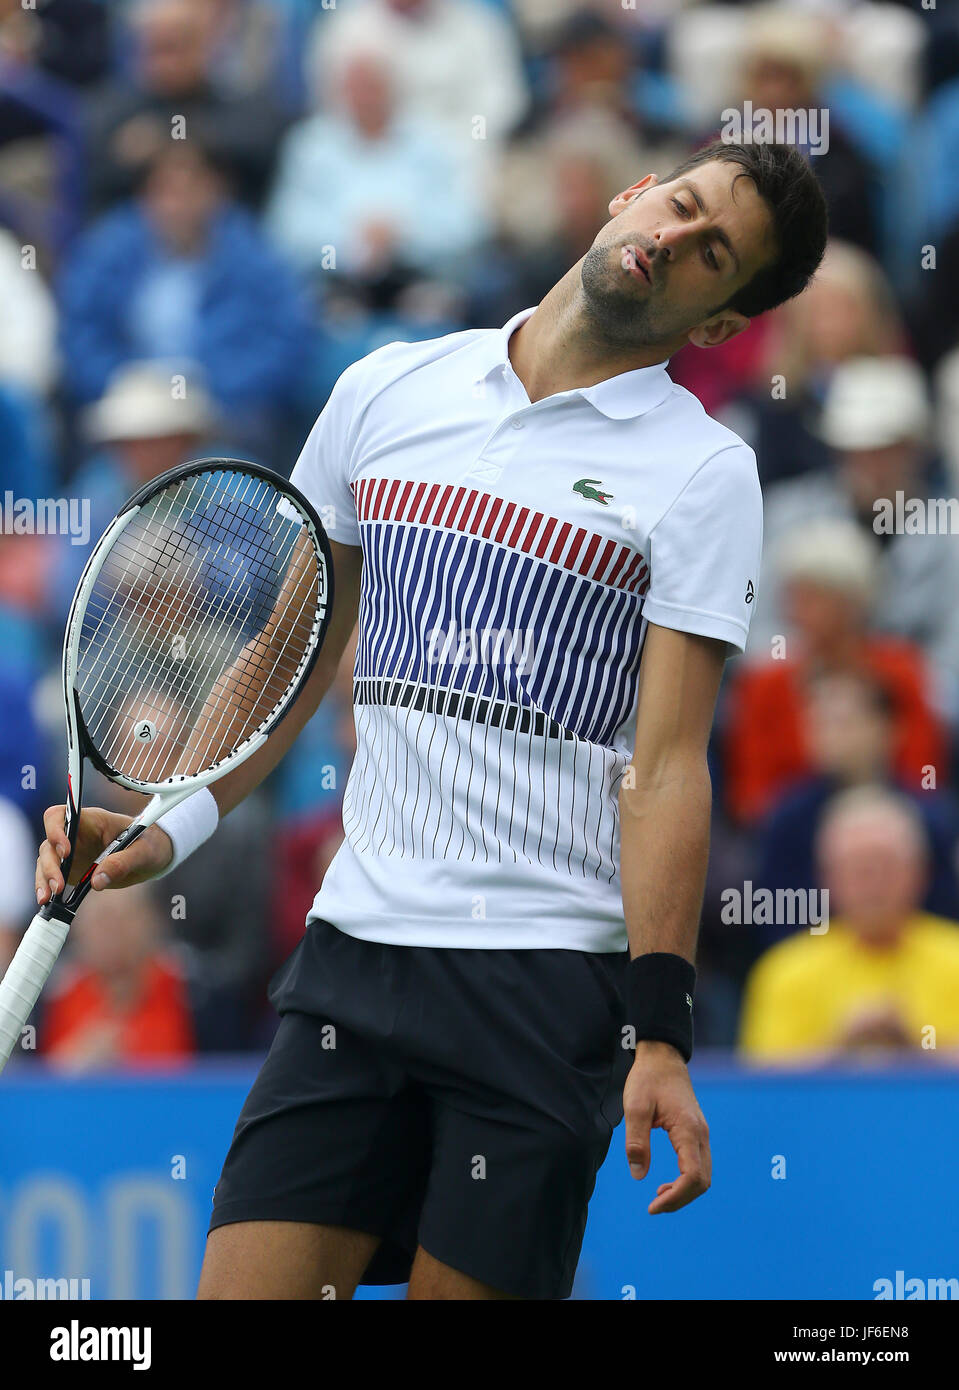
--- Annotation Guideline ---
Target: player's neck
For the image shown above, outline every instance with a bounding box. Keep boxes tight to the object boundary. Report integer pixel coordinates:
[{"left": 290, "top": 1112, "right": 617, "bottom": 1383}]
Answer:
[{"left": 509, "top": 272, "right": 676, "bottom": 404}]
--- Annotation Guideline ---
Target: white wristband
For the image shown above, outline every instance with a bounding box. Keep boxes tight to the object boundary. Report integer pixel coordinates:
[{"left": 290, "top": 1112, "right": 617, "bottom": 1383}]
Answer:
[{"left": 154, "top": 788, "right": 220, "bottom": 877}]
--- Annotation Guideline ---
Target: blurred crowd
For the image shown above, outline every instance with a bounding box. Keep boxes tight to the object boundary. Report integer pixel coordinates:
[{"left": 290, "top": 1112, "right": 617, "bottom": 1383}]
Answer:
[{"left": 2, "top": 0, "right": 959, "bottom": 1070}]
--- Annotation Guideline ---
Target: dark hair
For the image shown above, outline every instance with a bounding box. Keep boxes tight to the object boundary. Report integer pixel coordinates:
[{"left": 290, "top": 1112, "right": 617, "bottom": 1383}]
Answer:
[
  {"left": 661, "top": 140, "right": 829, "bottom": 318},
  {"left": 131, "top": 130, "right": 235, "bottom": 195}
]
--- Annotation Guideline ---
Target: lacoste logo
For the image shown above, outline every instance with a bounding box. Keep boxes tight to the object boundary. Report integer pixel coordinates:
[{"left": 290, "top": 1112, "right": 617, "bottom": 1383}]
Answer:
[
  {"left": 745, "top": 579, "right": 755, "bottom": 603},
  {"left": 573, "top": 478, "right": 614, "bottom": 505}
]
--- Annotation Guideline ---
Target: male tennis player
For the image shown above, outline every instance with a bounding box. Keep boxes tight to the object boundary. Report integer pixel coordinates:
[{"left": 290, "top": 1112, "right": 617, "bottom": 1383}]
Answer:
[{"left": 38, "top": 140, "right": 827, "bottom": 1300}]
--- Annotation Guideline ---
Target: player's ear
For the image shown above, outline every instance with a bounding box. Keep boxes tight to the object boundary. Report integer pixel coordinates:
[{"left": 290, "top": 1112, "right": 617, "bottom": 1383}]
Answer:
[
  {"left": 687, "top": 309, "right": 751, "bottom": 350},
  {"left": 609, "top": 174, "right": 657, "bottom": 217}
]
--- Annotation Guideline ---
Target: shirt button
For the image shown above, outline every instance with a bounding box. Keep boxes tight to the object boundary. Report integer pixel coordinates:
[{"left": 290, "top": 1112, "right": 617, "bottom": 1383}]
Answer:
[{"left": 511, "top": 418, "right": 524, "bottom": 429}]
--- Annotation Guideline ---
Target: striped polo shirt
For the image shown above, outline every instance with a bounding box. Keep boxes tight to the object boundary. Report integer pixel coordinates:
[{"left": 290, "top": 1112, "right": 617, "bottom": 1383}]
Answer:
[{"left": 289, "top": 307, "right": 763, "bottom": 950}]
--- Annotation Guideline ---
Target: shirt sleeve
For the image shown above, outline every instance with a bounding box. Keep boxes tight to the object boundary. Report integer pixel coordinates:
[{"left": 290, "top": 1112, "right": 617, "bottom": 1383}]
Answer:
[
  {"left": 289, "top": 359, "right": 367, "bottom": 548},
  {"left": 642, "top": 442, "right": 763, "bottom": 657}
]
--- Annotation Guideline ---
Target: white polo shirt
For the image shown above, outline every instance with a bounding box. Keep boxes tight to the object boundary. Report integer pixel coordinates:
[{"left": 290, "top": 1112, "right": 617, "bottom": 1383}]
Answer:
[{"left": 290, "top": 307, "right": 763, "bottom": 951}]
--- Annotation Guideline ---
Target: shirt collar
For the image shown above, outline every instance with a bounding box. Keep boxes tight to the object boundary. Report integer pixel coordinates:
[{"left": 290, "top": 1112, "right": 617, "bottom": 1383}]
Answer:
[{"left": 478, "top": 306, "right": 674, "bottom": 420}]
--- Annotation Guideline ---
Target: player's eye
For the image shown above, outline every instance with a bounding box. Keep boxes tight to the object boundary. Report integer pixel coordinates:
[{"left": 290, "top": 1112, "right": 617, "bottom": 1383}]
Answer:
[
  {"left": 671, "top": 198, "right": 690, "bottom": 218},
  {"left": 705, "top": 246, "right": 720, "bottom": 270}
]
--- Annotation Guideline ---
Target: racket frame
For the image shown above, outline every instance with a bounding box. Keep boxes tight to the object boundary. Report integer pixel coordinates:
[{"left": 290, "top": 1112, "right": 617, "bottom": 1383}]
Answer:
[{"left": 45, "top": 457, "right": 333, "bottom": 925}]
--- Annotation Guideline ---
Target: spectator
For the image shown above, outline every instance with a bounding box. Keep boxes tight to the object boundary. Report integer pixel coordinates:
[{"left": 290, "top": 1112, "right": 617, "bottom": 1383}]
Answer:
[
  {"left": 0, "top": 2, "right": 84, "bottom": 257},
  {"left": 0, "top": 0, "right": 110, "bottom": 89},
  {"left": 41, "top": 881, "right": 195, "bottom": 1070},
  {"left": 199, "top": 0, "right": 293, "bottom": 104},
  {"left": 0, "top": 226, "right": 57, "bottom": 395},
  {"left": 739, "top": 787, "right": 959, "bottom": 1063},
  {"left": 736, "top": 5, "right": 881, "bottom": 255},
  {"left": 726, "top": 517, "right": 946, "bottom": 825},
  {"left": 85, "top": 0, "right": 287, "bottom": 211},
  {"left": 749, "top": 357, "right": 959, "bottom": 720},
  {"left": 266, "top": 49, "right": 485, "bottom": 290},
  {"left": 310, "top": 0, "right": 529, "bottom": 156},
  {"left": 486, "top": 14, "right": 689, "bottom": 323},
  {"left": 510, "top": 11, "right": 677, "bottom": 151},
  {"left": 757, "top": 671, "right": 959, "bottom": 929},
  {"left": 59, "top": 141, "right": 311, "bottom": 450},
  {"left": 51, "top": 360, "right": 217, "bottom": 605},
  {"left": 81, "top": 768, "right": 275, "bottom": 1052},
  {"left": 721, "top": 239, "right": 907, "bottom": 487}
]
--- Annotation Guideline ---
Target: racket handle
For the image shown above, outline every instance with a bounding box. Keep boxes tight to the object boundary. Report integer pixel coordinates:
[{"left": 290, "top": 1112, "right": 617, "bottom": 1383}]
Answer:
[{"left": 0, "top": 912, "right": 70, "bottom": 1072}]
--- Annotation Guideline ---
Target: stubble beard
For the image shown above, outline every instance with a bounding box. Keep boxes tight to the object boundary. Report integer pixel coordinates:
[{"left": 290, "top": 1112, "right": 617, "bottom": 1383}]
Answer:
[{"left": 579, "top": 242, "right": 678, "bottom": 350}]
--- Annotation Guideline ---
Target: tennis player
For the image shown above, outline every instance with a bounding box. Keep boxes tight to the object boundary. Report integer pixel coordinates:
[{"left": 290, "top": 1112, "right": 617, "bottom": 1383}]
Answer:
[{"left": 37, "top": 140, "right": 828, "bottom": 1300}]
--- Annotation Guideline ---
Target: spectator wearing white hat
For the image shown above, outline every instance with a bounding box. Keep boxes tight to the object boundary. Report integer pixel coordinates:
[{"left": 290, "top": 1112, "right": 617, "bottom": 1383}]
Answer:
[
  {"left": 49, "top": 360, "right": 217, "bottom": 613},
  {"left": 748, "top": 356, "right": 959, "bottom": 721}
]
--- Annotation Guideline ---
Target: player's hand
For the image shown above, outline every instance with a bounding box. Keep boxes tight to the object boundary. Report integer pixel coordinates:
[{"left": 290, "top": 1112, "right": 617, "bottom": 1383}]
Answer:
[
  {"left": 837, "top": 1001, "right": 912, "bottom": 1051},
  {"left": 35, "top": 805, "right": 174, "bottom": 904},
  {"left": 49, "top": 1019, "right": 123, "bottom": 1072},
  {"left": 623, "top": 1040, "right": 711, "bottom": 1214}
]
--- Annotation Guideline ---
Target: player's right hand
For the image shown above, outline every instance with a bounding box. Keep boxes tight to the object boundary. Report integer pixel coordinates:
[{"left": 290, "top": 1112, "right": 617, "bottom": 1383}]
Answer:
[{"left": 35, "top": 805, "right": 174, "bottom": 904}]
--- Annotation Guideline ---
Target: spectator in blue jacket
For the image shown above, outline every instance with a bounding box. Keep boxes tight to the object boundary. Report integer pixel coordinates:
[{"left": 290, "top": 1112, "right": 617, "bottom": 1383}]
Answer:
[{"left": 59, "top": 140, "right": 313, "bottom": 453}]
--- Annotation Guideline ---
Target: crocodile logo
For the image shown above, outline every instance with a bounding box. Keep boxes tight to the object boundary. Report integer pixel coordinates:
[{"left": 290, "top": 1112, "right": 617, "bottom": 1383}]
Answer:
[{"left": 573, "top": 478, "right": 614, "bottom": 505}]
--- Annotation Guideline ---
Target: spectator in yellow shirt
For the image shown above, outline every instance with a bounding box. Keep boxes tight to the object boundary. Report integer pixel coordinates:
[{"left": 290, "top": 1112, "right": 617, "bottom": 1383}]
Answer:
[{"left": 739, "top": 785, "right": 959, "bottom": 1063}]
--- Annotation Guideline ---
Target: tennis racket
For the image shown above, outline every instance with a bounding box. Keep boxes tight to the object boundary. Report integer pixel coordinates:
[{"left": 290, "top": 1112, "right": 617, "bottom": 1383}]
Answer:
[{"left": 0, "top": 458, "right": 333, "bottom": 1071}]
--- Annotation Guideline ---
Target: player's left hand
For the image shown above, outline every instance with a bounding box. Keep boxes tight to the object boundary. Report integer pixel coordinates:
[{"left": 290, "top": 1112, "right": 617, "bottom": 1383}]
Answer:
[{"left": 623, "top": 1040, "right": 711, "bottom": 1214}]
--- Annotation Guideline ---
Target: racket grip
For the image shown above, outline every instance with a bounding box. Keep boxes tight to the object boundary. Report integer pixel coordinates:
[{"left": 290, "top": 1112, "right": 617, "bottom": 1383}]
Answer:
[{"left": 0, "top": 912, "right": 70, "bottom": 1072}]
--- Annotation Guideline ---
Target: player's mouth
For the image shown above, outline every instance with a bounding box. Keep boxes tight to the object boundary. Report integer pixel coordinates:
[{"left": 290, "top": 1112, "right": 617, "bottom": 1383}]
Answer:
[{"left": 621, "top": 245, "right": 652, "bottom": 284}]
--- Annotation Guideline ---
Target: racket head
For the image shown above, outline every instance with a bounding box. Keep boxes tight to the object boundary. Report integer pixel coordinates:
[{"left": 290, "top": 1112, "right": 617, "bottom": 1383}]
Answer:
[{"left": 61, "top": 458, "right": 333, "bottom": 798}]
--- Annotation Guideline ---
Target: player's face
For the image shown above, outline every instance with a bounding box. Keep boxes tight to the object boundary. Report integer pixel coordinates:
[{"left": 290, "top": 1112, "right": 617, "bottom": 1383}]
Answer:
[{"left": 580, "top": 159, "right": 777, "bottom": 350}]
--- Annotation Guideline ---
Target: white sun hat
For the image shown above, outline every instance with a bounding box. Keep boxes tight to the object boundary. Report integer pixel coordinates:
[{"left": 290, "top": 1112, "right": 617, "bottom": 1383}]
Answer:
[
  {"left": 818, "top": 356, "right": 931, "bottom": 451},
  {"left": 85, "top": 360, "right": 217, "bottom": 443}
]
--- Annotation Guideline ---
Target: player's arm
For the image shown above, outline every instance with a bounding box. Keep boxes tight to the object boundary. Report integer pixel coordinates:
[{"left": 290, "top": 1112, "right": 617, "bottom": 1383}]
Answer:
[
  {"left": 618, "top": 620, "right": 726, "bottom": 1213},
  {"left": 204, "top": 537, "right": 362, "bottom": 815},
  {"left": 36, "top": 540, "right": 363, "bottom": 899}
]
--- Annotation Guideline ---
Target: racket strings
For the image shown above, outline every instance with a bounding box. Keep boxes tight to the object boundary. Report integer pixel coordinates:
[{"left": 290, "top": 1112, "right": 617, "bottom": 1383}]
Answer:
[
  {"left": 79, "top": 474, "right": 272, "bottom": 758},
  {"left": 83, "top": 485, "right": 314, "bottom": 779},
  {"left": 75, "top": 469, "right": 322, "bottom": 783},
  {"left": 182, "top": 541, "right": 321, "bottom": 771}
]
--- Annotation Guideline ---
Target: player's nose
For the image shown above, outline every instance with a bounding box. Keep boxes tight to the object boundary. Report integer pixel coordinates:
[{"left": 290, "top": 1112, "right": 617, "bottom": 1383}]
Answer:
[{"left": 652, "top": 227, "right": 683, "bottom": 259}]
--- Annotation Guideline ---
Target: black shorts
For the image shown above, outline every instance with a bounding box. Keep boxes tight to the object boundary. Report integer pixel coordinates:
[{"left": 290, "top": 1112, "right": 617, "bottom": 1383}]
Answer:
[{"left": 209, "top": 919, "right": 630, "bottom": 1299}]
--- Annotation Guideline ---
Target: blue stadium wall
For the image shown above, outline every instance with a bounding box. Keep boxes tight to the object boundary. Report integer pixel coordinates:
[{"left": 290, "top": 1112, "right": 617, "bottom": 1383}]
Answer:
[{"left": 1, "top": 1061, "right": 956, "bottom": 1300}]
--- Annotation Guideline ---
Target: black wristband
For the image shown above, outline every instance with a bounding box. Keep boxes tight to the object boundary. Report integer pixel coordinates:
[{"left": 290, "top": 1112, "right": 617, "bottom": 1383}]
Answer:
[{"left": 626, "top": 952, "right": 696, "bottom": 1063}]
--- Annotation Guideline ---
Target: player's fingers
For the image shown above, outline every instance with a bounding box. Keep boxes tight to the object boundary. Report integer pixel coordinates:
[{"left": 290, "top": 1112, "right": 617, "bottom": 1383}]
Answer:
[
  {"left": 623, "top": 1092, "right": 656, "bottom": 1180},
  {"left": 91, "top": 845, "right": 145, "bottom": 890},
  {"left": 42, "top": 804, "right": 70, "bottom": 861},
  {"left": 647, "top": 1168, "right": 709, "bottom": 1214},
  {"left": 700, "top": 1130, "right": 713, "bottom": 1190},
  {"left": 648, "top": 1123, "right": 710, "bottom": 1214},
  {"left": 35, "top": 839, "right": 65, "bottom": 903},
  {"left": 91, "top": 827, "right": 171, "bottom": 890}
]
